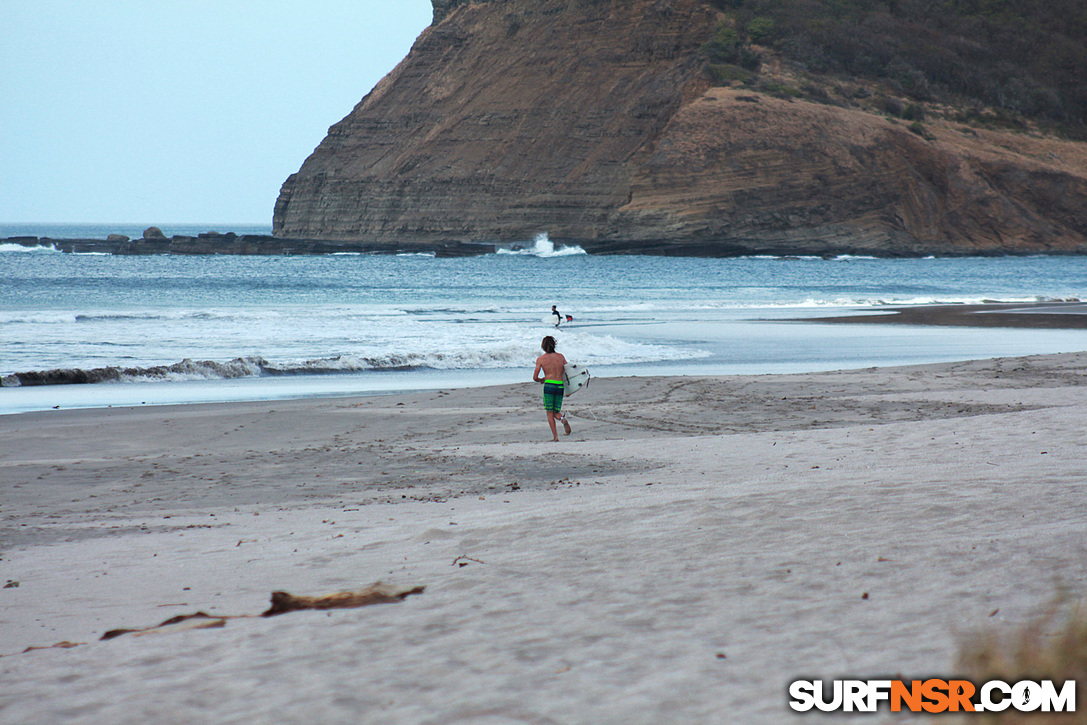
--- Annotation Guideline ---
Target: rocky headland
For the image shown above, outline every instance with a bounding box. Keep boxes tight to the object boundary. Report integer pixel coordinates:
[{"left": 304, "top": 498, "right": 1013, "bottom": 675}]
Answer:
[{"left": 273, "top": 0, "right": 1087, "bottom": 257}]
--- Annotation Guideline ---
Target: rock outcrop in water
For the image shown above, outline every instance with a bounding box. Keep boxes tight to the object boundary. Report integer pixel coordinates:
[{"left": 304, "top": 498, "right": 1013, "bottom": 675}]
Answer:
[
  {"left": 272, "top": 0, "right": 1087, "bottom": 256},
  {"left": 3, "top": 232, "right": 493, "bottom": 257}
]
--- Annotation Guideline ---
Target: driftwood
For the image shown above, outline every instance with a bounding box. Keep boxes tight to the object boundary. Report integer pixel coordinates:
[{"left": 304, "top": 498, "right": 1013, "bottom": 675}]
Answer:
[
  {"left": 96, "top": 583, "right": 425, "bottom": 640},
  {"left": 16, "top": 641, "right": 82, "bottom": 655},
  {"left": 102, "top": 612, "right": 230, "bottom": 640},
  {"left": 262, "top": 583, "right": 426, "bottom": 617}
]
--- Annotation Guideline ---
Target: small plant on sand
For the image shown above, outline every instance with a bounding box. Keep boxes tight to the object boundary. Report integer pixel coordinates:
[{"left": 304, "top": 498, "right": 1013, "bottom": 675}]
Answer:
[{"left": 957, "top": 596, "right": 1087, "bottom": 723}]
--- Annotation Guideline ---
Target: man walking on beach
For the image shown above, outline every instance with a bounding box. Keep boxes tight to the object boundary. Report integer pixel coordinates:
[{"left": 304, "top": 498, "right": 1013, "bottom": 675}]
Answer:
[{"left": 533, "top": 335, "right": 572, "bottom": 441}]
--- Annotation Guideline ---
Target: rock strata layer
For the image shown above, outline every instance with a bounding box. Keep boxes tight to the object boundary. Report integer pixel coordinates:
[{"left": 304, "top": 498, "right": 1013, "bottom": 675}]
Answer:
[{"left": 273, "top": 0, "right": 1087, "bottom": 256}]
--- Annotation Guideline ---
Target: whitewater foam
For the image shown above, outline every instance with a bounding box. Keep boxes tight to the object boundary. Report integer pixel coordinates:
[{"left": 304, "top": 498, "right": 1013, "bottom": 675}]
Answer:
[
  {"left": 0, "top": 243, "right": 59, "bottom": 254},
  {"left": 496, "top": 234, "right": 586, "bottom": 257}
]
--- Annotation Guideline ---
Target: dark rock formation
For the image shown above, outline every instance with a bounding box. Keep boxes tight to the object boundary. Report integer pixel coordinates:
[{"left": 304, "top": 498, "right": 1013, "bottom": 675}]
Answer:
[
  {"left": 1, "top": 234, "right": 493, "bottom": 257},
  {"left": 431, "top": 0, "right": 474, "bottom": 23},
  {"left": 272, "top": 0, "right": 1087, "bottom": 256}
]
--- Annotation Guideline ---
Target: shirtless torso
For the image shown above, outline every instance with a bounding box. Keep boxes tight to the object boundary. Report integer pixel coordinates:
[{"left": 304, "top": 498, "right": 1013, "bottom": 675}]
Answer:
[{"left": 533, "top": 352, "right": 567, "bottom": 383}]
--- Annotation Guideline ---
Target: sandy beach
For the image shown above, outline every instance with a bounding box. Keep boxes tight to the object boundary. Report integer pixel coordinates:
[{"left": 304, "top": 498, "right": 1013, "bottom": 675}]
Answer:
[{"left": 2, "top": 349, "right": 1086, "bottom": 723}]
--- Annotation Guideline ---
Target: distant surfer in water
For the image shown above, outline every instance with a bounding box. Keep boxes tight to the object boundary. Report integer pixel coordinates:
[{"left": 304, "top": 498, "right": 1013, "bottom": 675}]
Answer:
[
  {"left": 551, "top": 305, "right": 573, "bottom": 327},
  {"left": 533, "top": 335, "right": 572, "bottom": 441}
]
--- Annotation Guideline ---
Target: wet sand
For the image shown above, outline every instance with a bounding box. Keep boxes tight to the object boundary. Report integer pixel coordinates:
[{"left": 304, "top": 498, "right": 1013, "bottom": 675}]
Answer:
[{"left": 807, "top": 300, "right": 1087, "bottom": 329}]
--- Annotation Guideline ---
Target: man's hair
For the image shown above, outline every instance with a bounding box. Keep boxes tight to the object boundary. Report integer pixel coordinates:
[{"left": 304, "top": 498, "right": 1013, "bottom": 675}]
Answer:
[{"left": 541, "top": 336, "right": 556, "bottom": 353}]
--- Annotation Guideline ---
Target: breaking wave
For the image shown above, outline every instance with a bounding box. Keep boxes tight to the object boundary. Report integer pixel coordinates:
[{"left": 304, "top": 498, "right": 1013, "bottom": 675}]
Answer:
[
  {"left": 1, "top": 332, "right": 704, "bottom": 387},
  {"left": 4, "top": 358, "right": 321, "bottom": 387},
  {"left": 497, "top": 234, "right": 586, "bottom": 257},
  {"left": 0, "top": 355, "right": 441, "bottom": 387},
  {"left": 0, "top": 243, "right": 60, "bottom": 254},
  {"left": 2, "top": 357, "right": 271, "bottom": 387}
]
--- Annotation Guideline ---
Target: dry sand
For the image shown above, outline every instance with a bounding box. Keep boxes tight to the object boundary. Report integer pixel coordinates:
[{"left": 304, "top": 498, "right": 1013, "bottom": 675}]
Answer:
[{"left": 2, "top": 352, "right": 1086, "bottom": 723}]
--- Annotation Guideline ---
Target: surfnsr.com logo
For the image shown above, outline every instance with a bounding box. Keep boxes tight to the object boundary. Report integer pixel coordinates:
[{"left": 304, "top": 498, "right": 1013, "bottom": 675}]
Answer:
[{"left": 789, "top": 679, "right": 1076, "bottom": 713}]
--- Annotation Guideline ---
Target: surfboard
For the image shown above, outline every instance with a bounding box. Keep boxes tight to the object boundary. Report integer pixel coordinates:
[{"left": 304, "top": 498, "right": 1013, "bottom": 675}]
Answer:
[
  {"left": 542, "top": 315, "right": 563, "bottom": 326},
  {"left": 562, "top": 363, "right": 590, "bottom": 397}
]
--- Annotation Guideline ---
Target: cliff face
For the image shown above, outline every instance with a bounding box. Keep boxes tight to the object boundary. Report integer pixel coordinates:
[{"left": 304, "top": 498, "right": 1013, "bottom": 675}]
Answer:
[
  {"left": 612, "top": 88, "right": 1087, "bottom": 255},
  {"left": 273, "top": 0, "right": 1087, "bottom": 255}
]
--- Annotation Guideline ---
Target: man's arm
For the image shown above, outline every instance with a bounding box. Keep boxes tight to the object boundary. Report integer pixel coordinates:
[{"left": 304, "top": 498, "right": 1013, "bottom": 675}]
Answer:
[{"left": 533, "top": 358, "right": 545, "bottom": 383}]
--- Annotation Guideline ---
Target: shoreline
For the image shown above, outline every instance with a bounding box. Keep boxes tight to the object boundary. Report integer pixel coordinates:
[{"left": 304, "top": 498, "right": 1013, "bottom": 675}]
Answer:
[{"left": 2, "top": 351, "right": 1086, "bottom": 721}]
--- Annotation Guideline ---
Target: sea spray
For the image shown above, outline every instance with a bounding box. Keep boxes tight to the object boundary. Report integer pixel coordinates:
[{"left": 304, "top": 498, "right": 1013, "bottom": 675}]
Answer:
[{"left": 497, "top": 233, "right": 586, "bottom": 257}]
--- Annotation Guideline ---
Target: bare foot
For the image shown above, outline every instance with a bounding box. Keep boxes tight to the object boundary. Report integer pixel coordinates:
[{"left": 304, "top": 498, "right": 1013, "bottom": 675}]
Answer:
[{"left": 561, "top": 416, "right": 572, "bottom": 435}]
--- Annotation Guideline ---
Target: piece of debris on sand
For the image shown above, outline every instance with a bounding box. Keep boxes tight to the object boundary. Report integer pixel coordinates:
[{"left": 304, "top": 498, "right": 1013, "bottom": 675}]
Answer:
[
  {"left": 98, "top": 582, "right": 425, "bottom": 640},
  {"left": 261, "top": 582, "right": 426, "bottom": 617},
  {"left": 101, "top": 612, "right": 230, "bottom": 640}
]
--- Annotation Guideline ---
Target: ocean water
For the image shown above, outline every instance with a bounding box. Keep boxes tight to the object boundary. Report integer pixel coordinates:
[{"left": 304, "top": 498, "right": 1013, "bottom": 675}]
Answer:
[
  {"left": 0, "top": 222, "right": 273, "bottom": 240},
  {"left": 2, "top": 230, "right": 1086, "bottom": 414}
]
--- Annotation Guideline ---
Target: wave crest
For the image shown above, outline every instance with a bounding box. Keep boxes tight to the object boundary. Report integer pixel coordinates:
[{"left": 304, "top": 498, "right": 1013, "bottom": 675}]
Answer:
[
  {"left": 0, "top": 243, "right": 60, "bottom": 254},
  {"left": 1, "top": 357, "right": 270, "bottom": 387}
]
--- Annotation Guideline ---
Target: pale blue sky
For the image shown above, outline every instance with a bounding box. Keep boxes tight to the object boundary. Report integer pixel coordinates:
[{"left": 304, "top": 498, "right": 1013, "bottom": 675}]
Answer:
[{"left": 0, "top": 1, "right": 433, "bottom": 225}]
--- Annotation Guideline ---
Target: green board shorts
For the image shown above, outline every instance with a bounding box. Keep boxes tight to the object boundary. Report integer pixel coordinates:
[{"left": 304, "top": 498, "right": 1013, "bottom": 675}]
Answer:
[{"left": 542, "top": 380, "right": 564, "bottom": 412}]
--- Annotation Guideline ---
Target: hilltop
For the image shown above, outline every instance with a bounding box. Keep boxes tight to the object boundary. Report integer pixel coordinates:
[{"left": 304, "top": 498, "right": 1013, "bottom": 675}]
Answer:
[{"left": 272, "top": 0, "right": 1087, "bottom": 256}]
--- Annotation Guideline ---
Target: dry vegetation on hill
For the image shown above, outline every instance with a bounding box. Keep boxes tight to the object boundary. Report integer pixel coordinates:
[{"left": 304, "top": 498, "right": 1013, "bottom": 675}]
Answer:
[{"left": 701, "top": 0, "right": 1087, "bottom": 138}]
